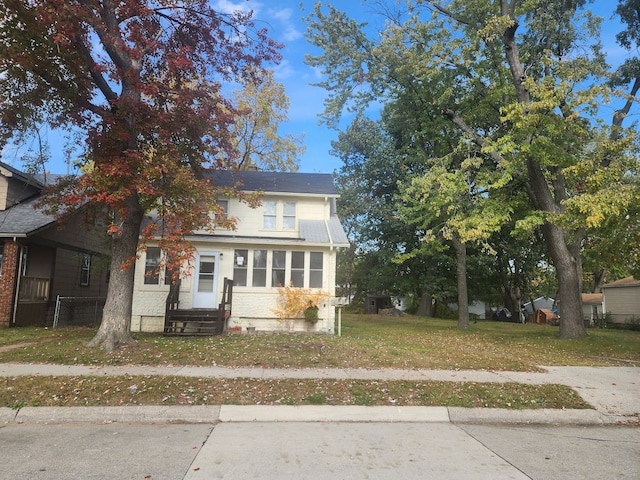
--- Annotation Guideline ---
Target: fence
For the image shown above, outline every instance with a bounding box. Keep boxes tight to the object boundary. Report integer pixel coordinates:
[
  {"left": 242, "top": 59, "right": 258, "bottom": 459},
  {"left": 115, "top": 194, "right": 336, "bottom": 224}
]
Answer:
[{"left": 53, "top": 296, "right": 106, "bottom": 328}]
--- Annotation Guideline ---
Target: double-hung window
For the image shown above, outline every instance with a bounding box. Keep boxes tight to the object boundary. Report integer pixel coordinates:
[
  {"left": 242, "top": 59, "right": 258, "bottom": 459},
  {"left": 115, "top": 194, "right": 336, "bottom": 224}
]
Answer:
[
  {"left": 271, "top": 250, "right": 286, "bottom": 287},
  {"left": 234, "top": 249, "right": 248, "bottom": 286},
  {"left": 283, "top": 202, "right": 296, "bottom": 230},
  {"left": 80, "top": 254, "right": 91, "bottom": 286},
  {"left": 309, "top": 252, "right": 324, "bottom": 288},
  {"left": 290, "top": 251, "right": 304, "bottom": 287},
  {"left": 216, "top": 199, "right": 229, "bottom": 222},
  {"left": 252, "top": 250, "right": 267, "bottom": 287},
  {"left": 263, "top": 201, "right": 277, "bottom": 229},
  {"left": 144, "top": 247, "right": 163, "bottom": 285}
]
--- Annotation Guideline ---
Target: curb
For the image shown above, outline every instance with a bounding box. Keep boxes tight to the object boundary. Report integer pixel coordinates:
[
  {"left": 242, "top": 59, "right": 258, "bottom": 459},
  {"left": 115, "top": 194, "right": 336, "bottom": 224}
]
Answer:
[
  {"left": 1, "top": 405, "right": 631, "bottom": 426},
  {"left": 2, "top": 405, "right": 219, "bottom": 425}
]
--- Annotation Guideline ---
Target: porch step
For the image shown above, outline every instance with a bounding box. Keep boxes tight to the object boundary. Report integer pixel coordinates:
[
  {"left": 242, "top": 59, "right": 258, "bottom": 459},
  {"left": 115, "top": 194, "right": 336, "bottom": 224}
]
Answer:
[{"left": 164, "top": 312, "right": 225, "bottom": 336}]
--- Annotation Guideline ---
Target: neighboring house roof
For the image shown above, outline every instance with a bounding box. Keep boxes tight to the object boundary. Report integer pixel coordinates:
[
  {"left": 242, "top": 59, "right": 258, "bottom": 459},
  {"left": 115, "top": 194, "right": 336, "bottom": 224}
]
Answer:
[
  {"left": 207, "top": 170, "right": 339, "bottom": 196},
  {"left": 0, "top": 162, "right": 44, "bottom": 188},
  {"left": 0, "top": 194, "right": 56, "bottom": 237},
  {"left": 602, "top": 277, "right": 640, "bottom": 289},
  {"left": 582, "top": 293, "right": 603, "bottom": 305}
]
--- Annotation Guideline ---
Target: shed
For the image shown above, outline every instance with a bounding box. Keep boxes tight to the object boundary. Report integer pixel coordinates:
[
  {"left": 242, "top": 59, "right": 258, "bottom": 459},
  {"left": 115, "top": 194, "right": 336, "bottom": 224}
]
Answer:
[
  {"left": 534, "top": 308, "right": 558, "bottom": 325},
  {"left": 581, "top": 293, "right": 603, "bottom": 326},
  {"left": 364, "top": 295, "right": 393, "bottom": 314}
]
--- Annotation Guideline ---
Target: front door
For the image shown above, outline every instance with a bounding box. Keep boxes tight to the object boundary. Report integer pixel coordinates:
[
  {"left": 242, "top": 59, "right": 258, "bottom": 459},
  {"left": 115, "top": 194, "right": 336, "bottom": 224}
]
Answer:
[{"left": 193, "top": 252, "right": 219, "bottom": 308}]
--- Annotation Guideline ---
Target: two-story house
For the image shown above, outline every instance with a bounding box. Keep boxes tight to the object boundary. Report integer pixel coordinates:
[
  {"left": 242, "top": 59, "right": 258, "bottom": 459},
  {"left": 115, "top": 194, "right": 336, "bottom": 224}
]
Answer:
[
  {"left": 131, "top": 170, "right": 350, "bottom": 334},
  {"left": 0, "top": 161, "right": 109, "bottom": 327}
]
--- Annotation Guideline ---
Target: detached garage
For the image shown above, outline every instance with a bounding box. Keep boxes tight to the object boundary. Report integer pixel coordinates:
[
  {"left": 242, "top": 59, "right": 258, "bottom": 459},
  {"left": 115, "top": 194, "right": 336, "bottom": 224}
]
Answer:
[{"left": 602, "top": 277, "right": 640, "bottom": 328}]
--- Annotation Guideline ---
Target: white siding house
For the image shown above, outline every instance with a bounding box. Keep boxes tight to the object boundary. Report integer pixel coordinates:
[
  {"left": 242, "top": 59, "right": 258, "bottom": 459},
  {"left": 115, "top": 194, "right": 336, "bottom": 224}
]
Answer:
[
  {"left": 131, "top": 171, "right": 350, "bottom": 334},
  {"left": 602, "top": 277, "right": 640, "bottom": 327}
]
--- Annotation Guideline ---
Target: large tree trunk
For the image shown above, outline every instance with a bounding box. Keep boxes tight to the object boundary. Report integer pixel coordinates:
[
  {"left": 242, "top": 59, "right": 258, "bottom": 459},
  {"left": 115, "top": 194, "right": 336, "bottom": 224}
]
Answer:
[
  {"left": 87, "top": 193, "right": 145, "bottom": 351},
  {"left": 416, "top": 293, "right": 433, "bottom": 317},
  {"left": 451, "top": 236, "right": 470, "bottom": 329},
  {"left": 541, "top": 222, "right": 586, "bottom": 339}
]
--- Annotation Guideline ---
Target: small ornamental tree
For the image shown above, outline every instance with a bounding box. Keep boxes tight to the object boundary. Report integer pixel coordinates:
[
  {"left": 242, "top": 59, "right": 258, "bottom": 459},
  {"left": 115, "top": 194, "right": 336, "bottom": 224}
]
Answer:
[
  {"left": 0, "top": 1, "right": 281, "bottom": 350},
  {"left": 272, "top": 283, "right": 330, "bottom": 329}
]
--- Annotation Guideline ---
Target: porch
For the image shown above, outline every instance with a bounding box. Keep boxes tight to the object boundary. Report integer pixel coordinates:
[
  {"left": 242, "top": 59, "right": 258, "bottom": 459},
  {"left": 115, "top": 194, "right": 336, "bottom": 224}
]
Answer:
[
  {"left": 163, "top": 277, "right": 233, "bottom": 336},
  {"left": 15, "top": 276, "right": 50, "bottom": 327}
]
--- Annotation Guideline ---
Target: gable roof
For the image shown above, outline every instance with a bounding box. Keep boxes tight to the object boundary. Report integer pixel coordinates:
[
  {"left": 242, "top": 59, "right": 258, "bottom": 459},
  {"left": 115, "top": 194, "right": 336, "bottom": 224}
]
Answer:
[
  {"left": 0, "top": 161, "right": 57, "bottom": 236},
  {"left": 207, "top": 170, "right": 339, "bottom": 196},
  {"left": 0, "top": 189, "right": 56, "bottom": 237}
]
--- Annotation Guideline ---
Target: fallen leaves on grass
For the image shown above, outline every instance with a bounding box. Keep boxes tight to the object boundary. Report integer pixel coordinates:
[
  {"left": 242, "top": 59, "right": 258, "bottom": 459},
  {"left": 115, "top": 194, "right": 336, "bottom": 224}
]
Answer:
[{"left": 1, "top": 375, "right": 590, "bottom": 410}]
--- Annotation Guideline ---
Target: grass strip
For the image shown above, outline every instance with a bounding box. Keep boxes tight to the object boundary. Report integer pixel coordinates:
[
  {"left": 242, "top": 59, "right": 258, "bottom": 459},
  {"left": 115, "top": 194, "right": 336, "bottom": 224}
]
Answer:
[{"left": 2, "top": 375, "right": 590, "bottom": 410}]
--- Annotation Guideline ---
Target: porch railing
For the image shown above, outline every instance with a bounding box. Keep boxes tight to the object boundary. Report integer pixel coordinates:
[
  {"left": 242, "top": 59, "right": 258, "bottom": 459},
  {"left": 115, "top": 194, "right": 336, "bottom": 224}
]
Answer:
[{"left": 18, "top": 276, "right": 50, "bottom": 302}]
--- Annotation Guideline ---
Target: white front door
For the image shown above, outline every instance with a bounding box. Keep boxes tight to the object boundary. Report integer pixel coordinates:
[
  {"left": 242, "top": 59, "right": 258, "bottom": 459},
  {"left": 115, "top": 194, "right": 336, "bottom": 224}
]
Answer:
[{"left": 192, "top": 252, "right": 220, "bottom": 308}]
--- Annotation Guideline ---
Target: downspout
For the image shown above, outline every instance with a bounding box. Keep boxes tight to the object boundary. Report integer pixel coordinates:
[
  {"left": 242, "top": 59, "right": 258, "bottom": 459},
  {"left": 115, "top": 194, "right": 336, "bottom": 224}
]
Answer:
[{"left": 11, "top": 240, "right": 24, "bottom": 326}]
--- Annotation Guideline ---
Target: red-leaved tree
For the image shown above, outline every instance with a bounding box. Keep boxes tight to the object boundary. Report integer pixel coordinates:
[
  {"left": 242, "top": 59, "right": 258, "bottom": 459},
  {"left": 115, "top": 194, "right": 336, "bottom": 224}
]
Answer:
[{"left": 0, "top": 0, "right": 281, "bottom": 350}]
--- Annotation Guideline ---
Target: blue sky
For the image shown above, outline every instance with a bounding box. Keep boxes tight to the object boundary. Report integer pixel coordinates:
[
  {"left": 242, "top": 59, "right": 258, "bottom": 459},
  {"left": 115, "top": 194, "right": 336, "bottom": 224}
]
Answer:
[{"left": 1, "top": 1, "right": 632, "bottom": 175}]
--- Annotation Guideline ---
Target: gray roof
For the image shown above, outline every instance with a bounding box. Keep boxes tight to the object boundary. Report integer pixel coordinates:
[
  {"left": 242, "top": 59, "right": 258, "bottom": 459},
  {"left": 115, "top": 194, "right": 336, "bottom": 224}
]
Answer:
[
  {"left": 0, "top": 195, "right": 56, "bottom": 236},
  {"left": 299, "top": 218, "right": 349, "bottom": 247},
  {"left": 207, "top": 170, "right": 339, "bottom": 196}
]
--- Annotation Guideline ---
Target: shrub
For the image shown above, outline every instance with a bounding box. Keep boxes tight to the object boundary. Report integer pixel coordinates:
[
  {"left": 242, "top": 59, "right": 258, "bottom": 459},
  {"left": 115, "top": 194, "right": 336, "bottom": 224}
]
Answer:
[{"left": 272, "top": 283, "right": 330, "bottom": 324}]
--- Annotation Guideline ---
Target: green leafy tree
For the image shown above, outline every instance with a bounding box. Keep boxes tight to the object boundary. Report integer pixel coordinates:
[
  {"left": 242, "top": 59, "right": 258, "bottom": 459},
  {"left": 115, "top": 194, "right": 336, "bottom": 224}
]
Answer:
[
  {"left": 331, "top": 115, "right": 436, "bottom": 308},
  {"left": 306, "top": 1, "right": 638, "bottom": 339},
  {"left": 231, "top": 68, "right": 305, "bottom": 172},
  {"left": 0, "top": 0, "right": 281, "bottom": 350}
]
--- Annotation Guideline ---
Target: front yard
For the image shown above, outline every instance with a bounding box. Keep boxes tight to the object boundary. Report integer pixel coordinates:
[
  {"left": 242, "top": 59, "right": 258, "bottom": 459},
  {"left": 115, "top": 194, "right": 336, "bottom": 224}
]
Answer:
[{"left": 1, "top": 314, "right": 638, "bottom": 409}]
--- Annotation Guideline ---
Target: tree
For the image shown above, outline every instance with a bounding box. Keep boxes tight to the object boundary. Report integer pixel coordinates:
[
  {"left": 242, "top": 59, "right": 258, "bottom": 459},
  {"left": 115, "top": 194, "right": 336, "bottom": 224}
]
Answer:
[
  {"left": 0, "top": 1, "right": 281, "bottom": 350},
  {"left": 230, "top": 68, "right": 305, "bottom": 172},
  {"left": 306, "top": 1, "right": 638, "bottom": 339},
  {"left": 331, "top": 115, "right": 435, "bottom": 307}
]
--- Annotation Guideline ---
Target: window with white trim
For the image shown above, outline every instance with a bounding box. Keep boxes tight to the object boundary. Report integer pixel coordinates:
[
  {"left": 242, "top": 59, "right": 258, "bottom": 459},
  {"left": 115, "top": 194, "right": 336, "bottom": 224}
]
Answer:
[
  {"left": 263, "top": 201, "right": 277, "bottom": 229},
  {"left": 216, "top": 199, "right": 229, "bottom": 221},
  {"left": 290, "top": 251, "right": 304, "bottom": 287},
  {"left": 309, "top": 252, "right": 323, "bottom": 288},
  {"left": 283, "top": 202, "right": 296, "bottom": 230},
  {"left": 144, "top": 247, "right": 164, "bottom": 285},
  {"left": 272, "top": 250, "right": 286, "bottom": 287},
  {"left": 80, "top": 254, "right": 91, "bottom": 286},
  {"left": 252, "top": 249, "right": 267, "bottom": 287},
  {"left": 234, "top": 249, "right": 248, "bottom": 286}
]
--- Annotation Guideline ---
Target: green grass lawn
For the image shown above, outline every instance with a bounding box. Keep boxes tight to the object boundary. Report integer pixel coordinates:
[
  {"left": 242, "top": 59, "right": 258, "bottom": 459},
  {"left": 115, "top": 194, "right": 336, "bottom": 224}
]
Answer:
[
  {"left": 1, "top": 314, "right": 637, "bottom": 409},
  {"left": 1, "top": 314, "right": 638, "bottom": 370}
]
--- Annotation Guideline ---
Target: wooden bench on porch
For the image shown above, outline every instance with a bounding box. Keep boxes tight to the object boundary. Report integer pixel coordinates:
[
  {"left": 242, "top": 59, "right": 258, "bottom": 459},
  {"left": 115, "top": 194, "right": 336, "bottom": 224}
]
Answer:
[{"left": 163, "top": 277, "right": 233, "bottom": 336}]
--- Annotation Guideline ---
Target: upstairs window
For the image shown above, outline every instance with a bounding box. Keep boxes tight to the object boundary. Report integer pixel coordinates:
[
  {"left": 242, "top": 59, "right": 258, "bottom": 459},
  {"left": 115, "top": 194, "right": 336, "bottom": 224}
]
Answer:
[
  {"left": 216, "top": 199, "right": 229, "bottom": 222},
  {"left": 283, "top": 202, "right": 296, "bottom": 230},
  {"left": 263, "top": 201, "right": 277, "bottom": 229}
]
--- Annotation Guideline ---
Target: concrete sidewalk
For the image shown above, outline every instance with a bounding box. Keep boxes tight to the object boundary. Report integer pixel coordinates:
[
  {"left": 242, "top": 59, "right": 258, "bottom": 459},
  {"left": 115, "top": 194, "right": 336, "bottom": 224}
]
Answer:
[{"left": 0, "top": 363, "right": 638, "bottom": 424}]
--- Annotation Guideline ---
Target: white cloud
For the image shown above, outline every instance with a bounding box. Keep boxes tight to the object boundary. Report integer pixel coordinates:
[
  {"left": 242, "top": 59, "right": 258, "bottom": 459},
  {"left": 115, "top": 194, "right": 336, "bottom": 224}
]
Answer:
[
  {"left": 213, "top": 0, "right": 262, "bottom": 16},
  {"left": 268, "top": 8, "right": 302, "bottom": 42},
  {"left": 272, "top": 59, "right": 295, "bottom": 80}
]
